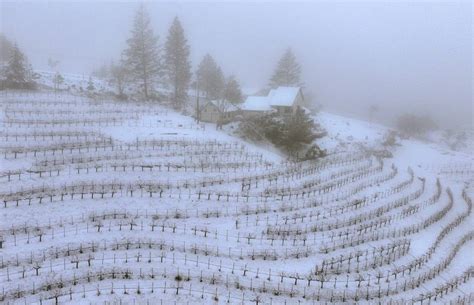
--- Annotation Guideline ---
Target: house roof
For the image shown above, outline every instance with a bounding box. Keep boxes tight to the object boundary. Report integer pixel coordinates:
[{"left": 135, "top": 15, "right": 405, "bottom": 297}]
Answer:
[
  {"left": 205, "top": 100, "right": 240, "bottom": 112},
  {"left": 242, "top": 86, "right": 302, "bottom": 111},
  {"left": 241, "top": 96, "right": 272, "bottom": 111},
  {"left": 268, "top": 87, "right": 302, "bottom": 107}
]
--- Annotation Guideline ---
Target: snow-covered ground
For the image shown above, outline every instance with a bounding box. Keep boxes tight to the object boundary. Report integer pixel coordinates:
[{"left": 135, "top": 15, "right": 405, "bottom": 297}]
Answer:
[
  {"left": 35, "top": 70, "right": 112, "bottom": 93},
  {"left": 0, "top": 90, "right": 472, "bottom": 304},
  {"left": 318, "top": 111, "right": 473, "bottom": 183},
  {"left": 317, "top": 112, "right": 388, "bottom": 151}
]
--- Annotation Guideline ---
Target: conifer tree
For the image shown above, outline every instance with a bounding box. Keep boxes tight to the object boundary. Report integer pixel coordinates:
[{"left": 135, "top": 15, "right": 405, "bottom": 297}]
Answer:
[
  {"left": 123, "top": 5, "right": 161, "bottom": 99},
  {"left": 269, "top": 48, "right": 302, "bottom": 88},
  {"left": 3, "top": 43, "right": 35, "bottom": 89},
  {"left": 87, "top": 76, "right": 95, "bottom": 91},
  {"left": 280, "top": 108, "right": 317, "bottom": 153},
  {"left": 0, "top": 34, "right": 14, "bottom": 63},
  {"left": 53, "top": 72, "right": 64, "bottom": 92},
  {"left": 196, "top": 54, "right": 225, "bottom": 100},
  {"left": 213, "top": 67, "right": 225, "bottom": 100},
  {"left": 224, "top": 75, "right": 242, "bottom": 103},
  {"left": 164, "top": 17, "right": 191, "bottom": 110}
]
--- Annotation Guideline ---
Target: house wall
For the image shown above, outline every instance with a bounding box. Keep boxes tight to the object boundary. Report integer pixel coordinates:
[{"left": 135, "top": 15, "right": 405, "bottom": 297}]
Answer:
[
  {"left": 292, "top": 91, "right": 305, "bottom": 111},
  {"left": 200, "top": 105, "right": 220, "bottom": 123},
  {"left": 273, "top": 105, "right": 293, "bottom": 115},
  {"left": 242, "top": 110, "right": 266, "bottom": 119},
  {"left": 201, "top": 105, "right": 239, "bottom": 123},
  {"left": 224, "top": 111, "right": 240, "bottom": 122},
  {"left": 270, "top": 90, "right": 305, "bottom": 114}
]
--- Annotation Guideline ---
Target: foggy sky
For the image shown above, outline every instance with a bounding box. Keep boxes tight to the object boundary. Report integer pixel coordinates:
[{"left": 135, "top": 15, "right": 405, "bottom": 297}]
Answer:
[{"left": 1, "top": 1, "right": 472, "bottom": 129}]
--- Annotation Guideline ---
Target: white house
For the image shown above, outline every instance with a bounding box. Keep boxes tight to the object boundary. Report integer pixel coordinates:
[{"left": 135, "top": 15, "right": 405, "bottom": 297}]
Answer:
[{"left": 241, "top": 86, "right": 305, "bottom": 117}]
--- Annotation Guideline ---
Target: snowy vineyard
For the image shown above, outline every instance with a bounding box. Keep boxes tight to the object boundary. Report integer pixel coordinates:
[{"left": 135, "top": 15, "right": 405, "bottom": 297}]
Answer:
[{"left": 1, "top": 92, "right": 473, "bottom": 305}]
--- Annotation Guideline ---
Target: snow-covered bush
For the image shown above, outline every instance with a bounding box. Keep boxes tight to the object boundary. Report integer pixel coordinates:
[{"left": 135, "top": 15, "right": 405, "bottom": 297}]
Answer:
[
  {"left": 396, "top": 114, "right": 437, "bottom": 137},
  {"left": 237, "top": 108, "right": 326, "bottom": 158},
  {"left": 382, "top": 130, "right": 400, "bottom": 147}
]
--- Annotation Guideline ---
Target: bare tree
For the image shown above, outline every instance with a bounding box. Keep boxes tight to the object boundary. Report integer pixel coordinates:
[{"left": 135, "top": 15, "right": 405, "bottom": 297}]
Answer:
[{"left": 110, "top": 62, "right": 128, "bottom": 98}]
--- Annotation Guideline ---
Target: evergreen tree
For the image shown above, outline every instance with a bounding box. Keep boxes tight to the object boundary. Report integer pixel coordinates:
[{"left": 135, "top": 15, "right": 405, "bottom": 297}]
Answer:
[
  {"left": 269, "top": 48, "right": 302, "bottom": 88},
  {"left": 223, "top": 75, "right": 242, "bottom": 103},
  {"left": 196, "top": 54, "right": 225, "bottom": 100},
  {"left": 123, "top": 5, "right": 161, "bottom": 99},
  {"left": 196, "top": 54, "right": 215, "bottom": 99},
  {"left": 280, "top": 107, "right": 317, "bottom": 153},
  {"left": 53, "top": 72, "right": 64, "bottom": 92},
  {"left": 0, "top": 34, "right": 14, "bottom": 63},
  {"left": 164, "top": 17, "right": 191, "bottom": 110},
  {"left": 237, "top": 108, "right": 324, "bottom": 158},
  {"left": 87, "top": 76, "right": 95, "bottom": 91},
  {"left": 213, "top": 67, "right": 225, "bottom": 100},
  {"left": 3, "top": 43, "right": 35, "bottom": 89}
]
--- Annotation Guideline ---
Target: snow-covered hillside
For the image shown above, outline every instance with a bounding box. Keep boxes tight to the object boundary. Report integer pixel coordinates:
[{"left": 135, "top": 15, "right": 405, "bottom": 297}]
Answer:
[
  {"left": 35, "top": 71, "right": 112, "bottom": 94},
  {"left": 318, "top": 112, "right": 473, "bottom": 183},
  {"left": 1, "top": 91, "right": 472, "bottom": 305}
]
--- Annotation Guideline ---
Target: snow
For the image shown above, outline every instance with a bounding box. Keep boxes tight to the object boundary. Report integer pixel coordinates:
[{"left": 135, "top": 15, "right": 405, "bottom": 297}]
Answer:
[
  {"left": 316, "top": 111, "right": 387, "bottom": 152},
  {"left": 35, "top": 70, "right": 112, "bottom": 93},
  {"left": 267, "top": 86, "right": 301, "bottom": 107},
  {"left": 241, "top": 86, "right": 302, "bottom": 111},
  {"left": 1, "top": 89, "right": 473, "bottom": 305},
  {"left": 241, "top": 95, "right": 272, "bottom": 111},
  {"left": 207, "top": 100, "right": 240, "bottom": 112}
]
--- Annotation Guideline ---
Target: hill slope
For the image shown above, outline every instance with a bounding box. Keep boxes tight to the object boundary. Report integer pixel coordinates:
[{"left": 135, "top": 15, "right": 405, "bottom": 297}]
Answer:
[{"left": 1, "top": 91, "right": 472, "bottom": 304}]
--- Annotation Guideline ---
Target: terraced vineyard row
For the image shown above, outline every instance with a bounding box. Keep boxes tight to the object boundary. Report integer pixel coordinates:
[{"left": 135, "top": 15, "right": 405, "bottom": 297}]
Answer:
[{"left": 1, "top": 92, "right": 472, "bottom": 304}]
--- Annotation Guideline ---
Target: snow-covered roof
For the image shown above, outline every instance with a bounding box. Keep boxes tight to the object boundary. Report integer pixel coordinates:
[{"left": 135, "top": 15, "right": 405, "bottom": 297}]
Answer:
[
  {"left": 206, "top": 100, "right": 240, "bottom": 112},
  {"left": 241, "top": 86, "right": 302, "bottom": 112},
  {"left": 267, "top": 87, "right": 302, "bottom": 107},
  {"left": 241, "top": 96, "right": 272, "bottom": 111}
]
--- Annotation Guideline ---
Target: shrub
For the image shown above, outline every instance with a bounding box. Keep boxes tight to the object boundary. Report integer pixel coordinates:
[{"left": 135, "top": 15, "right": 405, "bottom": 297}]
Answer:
[
  {"left": 396, "top": 114, "right": 437, "bottom": 137},
  {"left": 303, "top": 144, "right": 327, "bottom": 160},
  {"left": 237, "top": 108, "right": 325, "bottom": 158},
  {"left": 382, "top": 130, "right": 399, "bottom": 147}
]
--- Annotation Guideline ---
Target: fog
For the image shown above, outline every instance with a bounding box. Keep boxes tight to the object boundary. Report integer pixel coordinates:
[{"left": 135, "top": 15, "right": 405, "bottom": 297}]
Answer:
[{"left": 1, "top": 1, "right": 472, "bottom": 129}]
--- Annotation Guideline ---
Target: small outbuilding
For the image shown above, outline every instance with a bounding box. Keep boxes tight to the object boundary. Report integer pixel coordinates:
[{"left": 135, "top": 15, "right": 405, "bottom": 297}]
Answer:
[
  {"left": 200, "top": 100, "right": 240, "bottom": 123},
  {"left": 241, "top": 86, "right": 305, "bottom": 117}
]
